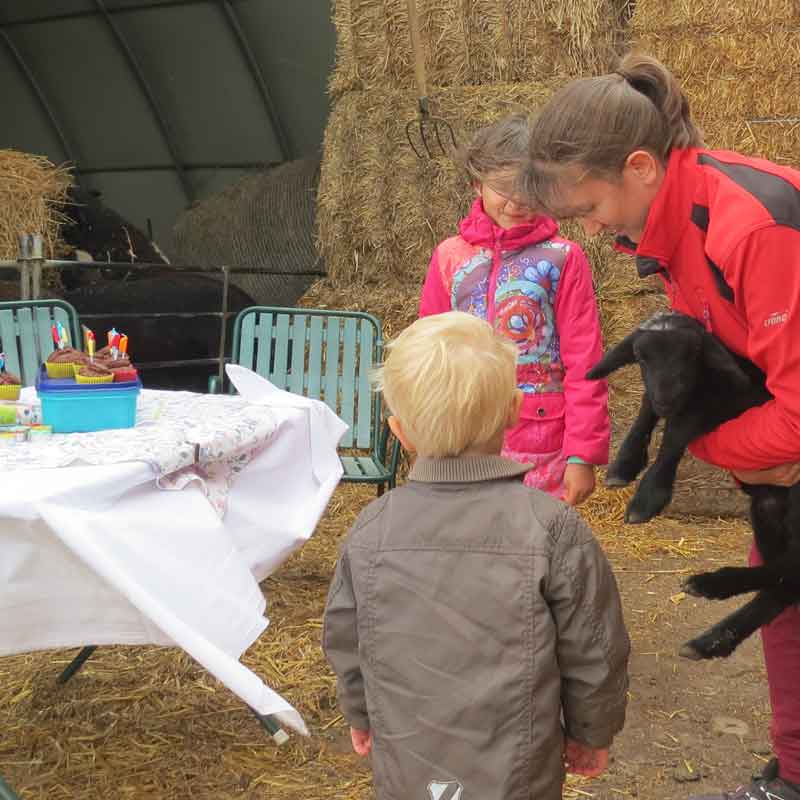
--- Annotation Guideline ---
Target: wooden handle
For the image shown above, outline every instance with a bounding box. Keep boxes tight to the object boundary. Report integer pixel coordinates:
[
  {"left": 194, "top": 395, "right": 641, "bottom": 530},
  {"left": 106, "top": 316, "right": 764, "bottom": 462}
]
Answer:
[{"left": 405, "top": 0, "right": 428, "bottom": 99}]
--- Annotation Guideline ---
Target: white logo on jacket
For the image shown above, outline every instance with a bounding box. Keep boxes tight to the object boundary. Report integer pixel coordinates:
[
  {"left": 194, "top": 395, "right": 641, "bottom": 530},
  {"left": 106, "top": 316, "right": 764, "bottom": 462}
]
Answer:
[{"left": 428, "top": 779, "right": 464, "bottom": 800}]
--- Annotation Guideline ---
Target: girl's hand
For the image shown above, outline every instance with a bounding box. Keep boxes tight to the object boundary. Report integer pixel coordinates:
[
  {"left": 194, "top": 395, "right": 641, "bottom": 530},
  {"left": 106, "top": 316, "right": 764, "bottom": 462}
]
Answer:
[
  {"left": 732, "top": 462, "right": 800, "bottom": 487},
  {"left": 563, "top": 463, "right": 596, "bottom": 506},
  {"left": 564, "top": 738, "right": 609, "bottom": 777},
  {"left": 350, "top": 727, "right": 372, "bottom": 757}
]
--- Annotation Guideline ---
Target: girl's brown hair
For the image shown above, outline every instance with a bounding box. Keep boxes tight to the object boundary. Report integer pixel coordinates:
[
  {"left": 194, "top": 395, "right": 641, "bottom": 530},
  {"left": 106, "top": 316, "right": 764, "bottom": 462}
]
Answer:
[
  {"left": 522, "top": 53, "right": 704, "bottom": 210},
  {"left": 459, "top": 112, "right": 533, "bottom": 190}
]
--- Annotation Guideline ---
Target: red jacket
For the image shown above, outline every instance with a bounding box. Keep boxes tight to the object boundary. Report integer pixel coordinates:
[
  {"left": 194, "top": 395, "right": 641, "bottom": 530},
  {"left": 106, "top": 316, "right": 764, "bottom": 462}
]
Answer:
[
  {"left": 421, "top": 199, "right": 610, "bottom": 465},
  {"left": 616, "top": 146, "right": 800, "bottom": 471}
]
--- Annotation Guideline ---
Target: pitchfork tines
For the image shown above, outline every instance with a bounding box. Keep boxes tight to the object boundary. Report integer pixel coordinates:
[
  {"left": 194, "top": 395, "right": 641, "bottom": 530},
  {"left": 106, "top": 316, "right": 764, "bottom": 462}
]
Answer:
[
  {"left": 406, "top": 96, "right": 456, "bottom": 159},
  {"left": 404, "top": 0, "right": 457, "bottom": 159}
]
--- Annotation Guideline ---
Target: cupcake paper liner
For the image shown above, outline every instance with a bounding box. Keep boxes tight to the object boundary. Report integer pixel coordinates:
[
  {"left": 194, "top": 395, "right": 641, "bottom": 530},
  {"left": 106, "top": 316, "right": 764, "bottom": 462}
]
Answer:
[
  {"left": 0, "top": 384, "right": 21, "bottom": 400},
  {"left": 74, "top": 372, "right": 114, "bottom": 384},
  {"left": 47, "top": 362, "right": 80, "bottom": 378}
]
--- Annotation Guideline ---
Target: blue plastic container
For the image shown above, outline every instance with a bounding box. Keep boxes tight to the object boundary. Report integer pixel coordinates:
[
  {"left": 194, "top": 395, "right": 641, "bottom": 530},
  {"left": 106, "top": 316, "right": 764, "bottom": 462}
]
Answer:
[{"left": 36, "top": 367, "right": 141, "bottom": 433}]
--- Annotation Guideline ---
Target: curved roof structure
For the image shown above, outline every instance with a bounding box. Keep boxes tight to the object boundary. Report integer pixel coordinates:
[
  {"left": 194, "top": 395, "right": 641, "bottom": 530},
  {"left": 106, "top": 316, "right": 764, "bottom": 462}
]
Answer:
[{"left": 0, "top": 0, "right": 335, "bottom": 254}]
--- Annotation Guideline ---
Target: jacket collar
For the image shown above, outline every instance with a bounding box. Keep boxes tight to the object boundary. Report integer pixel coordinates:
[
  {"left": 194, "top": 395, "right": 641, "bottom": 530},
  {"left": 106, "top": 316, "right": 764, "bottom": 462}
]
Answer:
[
  {"left": 459, "top": 198, "right": 559, "bottom": 251},
  {"left": 409, "top": 454, "right": 532, "bottom": 484},
  {"left": 613, "top": 147, "right": 701, "bottom": 278}
]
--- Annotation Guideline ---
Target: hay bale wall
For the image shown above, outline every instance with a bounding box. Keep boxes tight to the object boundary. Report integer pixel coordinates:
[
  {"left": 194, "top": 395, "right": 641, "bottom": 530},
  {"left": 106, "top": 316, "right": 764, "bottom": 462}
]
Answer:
[
  {"left": 0, "top": 149, "right": 71, "bottom": 261},
  {"left": 329, "top": 0, "right": 628, "bottom": 97},
  {"left": 313, "top": 0, "right": 774, "bottom": 518},
  {"left": 173, "top": 157, "right": 323, "bottom": 308}
]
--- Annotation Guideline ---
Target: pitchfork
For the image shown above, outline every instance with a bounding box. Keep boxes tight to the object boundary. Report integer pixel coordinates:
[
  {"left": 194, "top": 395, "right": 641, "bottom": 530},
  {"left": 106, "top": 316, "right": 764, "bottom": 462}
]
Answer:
[{"left": 404, "top": 0, "right": 456, "bottom": 159}]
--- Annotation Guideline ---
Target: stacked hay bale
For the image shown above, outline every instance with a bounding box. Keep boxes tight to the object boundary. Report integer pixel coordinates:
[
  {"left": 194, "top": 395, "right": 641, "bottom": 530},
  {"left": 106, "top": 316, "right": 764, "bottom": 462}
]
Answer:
[
  {"left": 632, "top": 0, "right": 800, "bottom": 163},
  {"left": 313, "top": 0, "right": 749, "bottom": 516},
  {"left": 315, "top": 0, "right": 628, "bottom": 323},
  {"left": 0, "top": 149, "right": 71, "bottom": 261},
  {"left": 172, "top": 157, "right": 323, "bottom": 308}
]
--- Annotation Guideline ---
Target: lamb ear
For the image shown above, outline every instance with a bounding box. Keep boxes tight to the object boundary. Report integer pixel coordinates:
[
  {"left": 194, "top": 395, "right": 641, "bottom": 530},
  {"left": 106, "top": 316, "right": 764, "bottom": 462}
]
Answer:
[
  {"left": 586, "top": 331, "right": 640, "bottom": 379},
  {"left": 700, "top": 334, "right": 751, "bottom": 391}
]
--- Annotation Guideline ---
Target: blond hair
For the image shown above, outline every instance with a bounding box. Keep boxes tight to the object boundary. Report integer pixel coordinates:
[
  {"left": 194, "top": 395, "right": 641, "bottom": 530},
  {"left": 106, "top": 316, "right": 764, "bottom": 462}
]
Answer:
[
  {"left": 374, "top": 312, "right": 518, "bottom": 457},
  {"left": 522, "top": 53, "right": 704, "bottom": 211}
]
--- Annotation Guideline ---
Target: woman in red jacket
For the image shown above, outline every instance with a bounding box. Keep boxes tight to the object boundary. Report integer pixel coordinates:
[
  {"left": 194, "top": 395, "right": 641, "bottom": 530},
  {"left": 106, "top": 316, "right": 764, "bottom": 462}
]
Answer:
[{"left": 523, "top": 52, "right": 800, "bottom": 800}]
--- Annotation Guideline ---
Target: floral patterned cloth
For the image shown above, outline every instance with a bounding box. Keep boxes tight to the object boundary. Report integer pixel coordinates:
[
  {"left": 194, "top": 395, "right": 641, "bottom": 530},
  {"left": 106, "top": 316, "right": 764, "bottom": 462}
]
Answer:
[{"left": 0, "top": 390, "right": 279, "bottom": 518}]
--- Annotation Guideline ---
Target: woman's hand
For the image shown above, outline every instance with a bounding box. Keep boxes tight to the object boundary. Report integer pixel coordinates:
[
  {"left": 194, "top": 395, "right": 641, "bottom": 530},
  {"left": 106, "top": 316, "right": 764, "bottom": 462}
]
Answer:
[
  {"left": 350, "top": 727, "right": 372, "bottom": 757},
  {"left": 732, "top": 462, "right": 800, "bottom": 487},
  {"left": 563, "top": 463, "right": 596, "bottom": 506},
  {"left": 564, "top": 738, "right": 609, "bottom": 777}
]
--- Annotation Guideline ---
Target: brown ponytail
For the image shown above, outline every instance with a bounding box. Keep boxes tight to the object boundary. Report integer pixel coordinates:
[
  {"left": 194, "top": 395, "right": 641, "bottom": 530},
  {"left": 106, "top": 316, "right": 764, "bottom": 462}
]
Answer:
[{"left": 522, "top": 53, "right": 704, "bottom": 210}]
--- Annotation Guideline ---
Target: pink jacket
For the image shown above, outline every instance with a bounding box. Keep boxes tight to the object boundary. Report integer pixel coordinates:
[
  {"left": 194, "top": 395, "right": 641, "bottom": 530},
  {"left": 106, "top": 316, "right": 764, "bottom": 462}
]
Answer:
[{"left": 419, "top": 199, "right": 609, "bottom": 465}]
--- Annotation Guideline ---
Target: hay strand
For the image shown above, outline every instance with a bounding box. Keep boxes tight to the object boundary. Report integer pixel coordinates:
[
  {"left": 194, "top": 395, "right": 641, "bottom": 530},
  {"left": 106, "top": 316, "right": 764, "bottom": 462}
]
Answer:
[{"left": 0, "top": 149, "right": 71, "bottom": 260}]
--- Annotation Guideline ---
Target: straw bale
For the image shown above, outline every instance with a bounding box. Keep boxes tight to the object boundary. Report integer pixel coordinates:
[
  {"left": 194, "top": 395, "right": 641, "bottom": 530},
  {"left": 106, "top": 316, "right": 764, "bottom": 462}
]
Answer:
[
  {"left": 329, "top": 0, "right": 627, "bottom": 97},
  {"left": 317, "top": 82, "right": 560, "bottom": 287},
  {"left": 632, "top": 29, "right": 800, "bottom": 120},
  {"left": 317, "top": 75, "right": 747, "bottom": 518},
  {"left": 630, "top": 0, "right": 799, "bottom": 31},
  {"left": 0, "top": 149, "right": 71, "bottom": 260},
  {"left": 700, "top": 118, "right": 800, "bottom": 166}
]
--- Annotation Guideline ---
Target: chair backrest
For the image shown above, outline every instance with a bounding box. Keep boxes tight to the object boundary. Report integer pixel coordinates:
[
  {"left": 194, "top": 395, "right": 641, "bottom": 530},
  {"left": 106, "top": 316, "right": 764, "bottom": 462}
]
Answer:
[
  {"left": 0, "top": 299, "right": 81, "bottom": 386},
  {"left": 232, "top": 306, "right": 383, "bottom": 450}
]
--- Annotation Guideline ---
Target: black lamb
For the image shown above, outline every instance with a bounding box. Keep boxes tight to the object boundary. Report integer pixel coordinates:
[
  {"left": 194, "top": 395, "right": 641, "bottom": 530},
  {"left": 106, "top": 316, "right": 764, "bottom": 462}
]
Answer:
[{"left": 586, "top": 311, "right": 800, "bottom": 660}]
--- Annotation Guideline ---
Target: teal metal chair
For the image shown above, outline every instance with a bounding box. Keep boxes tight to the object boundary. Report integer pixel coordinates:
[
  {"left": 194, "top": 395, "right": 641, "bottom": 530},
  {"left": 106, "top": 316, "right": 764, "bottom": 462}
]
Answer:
[
  {"left": 211, "top": 306, "right": 401, "bottom": 495},
  {"left": 0, "top": 299, "right": 81, "bottom": 385},
  {"left": 0, "top": 775, "right": 20, "bottom": 800}
]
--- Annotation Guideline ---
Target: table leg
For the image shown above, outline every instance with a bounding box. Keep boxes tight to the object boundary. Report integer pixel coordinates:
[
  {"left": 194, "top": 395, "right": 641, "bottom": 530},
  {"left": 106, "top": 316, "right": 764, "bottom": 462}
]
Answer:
[
  {"left": 57, "top": 646, "right": 98, "bottom": 685},
  {"left": 250, "top": 708, "right": 289, "bottom": 746}
]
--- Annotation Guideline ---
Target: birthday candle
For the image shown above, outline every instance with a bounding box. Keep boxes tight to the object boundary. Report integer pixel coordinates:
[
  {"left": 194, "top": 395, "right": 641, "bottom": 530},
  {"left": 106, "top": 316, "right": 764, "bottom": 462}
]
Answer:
[
  {"left": 0, "top": 352, "right": 5, "bottom": 373},
  {"left": 119, "top": 335, "right": 128, "bottom": 355},
  {"left": 82, "top": 324, "right": 93, "bottom": 352},
  {"left": 87, "top": 331, "right": 95, "bottom": 362},
  {"left": 51, "top": 325, "right": 59, "bottom": 347}
]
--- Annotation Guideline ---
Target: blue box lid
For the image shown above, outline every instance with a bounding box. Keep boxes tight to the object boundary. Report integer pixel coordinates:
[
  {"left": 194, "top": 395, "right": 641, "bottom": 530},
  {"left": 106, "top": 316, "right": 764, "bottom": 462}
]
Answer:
[{"left": 36, "top": 365, "right": 142, "bottom": 393}]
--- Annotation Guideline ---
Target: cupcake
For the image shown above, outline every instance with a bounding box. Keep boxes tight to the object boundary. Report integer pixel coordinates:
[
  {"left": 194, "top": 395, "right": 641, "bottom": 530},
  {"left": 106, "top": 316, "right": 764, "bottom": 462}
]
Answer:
[
  {"left": 74, "top": 362, "right": 114, "bottom": 384},
  {"left": 0, "top": 370, "right": 21, "bottom": 400},
  {"left": 46, "top": 347, "right": 89, "bottom": 378},
  {"left": 105, "top": 355, "right": 138, "bottom": 383},
  {"left": 94, "top": 345, "right": 113, "bottom": 363}
]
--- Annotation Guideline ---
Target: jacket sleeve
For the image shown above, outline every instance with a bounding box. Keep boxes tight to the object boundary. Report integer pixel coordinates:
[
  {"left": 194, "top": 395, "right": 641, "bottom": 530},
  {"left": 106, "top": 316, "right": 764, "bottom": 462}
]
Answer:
[
  {"left": 546, "top": 508, "right": 630, "bottom": 747},
  {"left": 418, "top": 248, "right": 451, "bottom": 317},
  {"left": 554, "top": 244, "right": 610, "bottom": 465},
  {"left": 322, "top": 548, "right": 370, "bottom": 730},
  {"left": 689, "top": 227, "right": 800, "bottom": 470}
]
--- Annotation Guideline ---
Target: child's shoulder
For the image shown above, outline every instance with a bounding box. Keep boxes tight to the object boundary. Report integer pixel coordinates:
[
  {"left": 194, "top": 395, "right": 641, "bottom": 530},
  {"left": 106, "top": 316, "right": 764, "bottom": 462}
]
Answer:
[
  {"left": 539, "top": 235, "right": 586, "bottom": 258},
  {"left": 434, "top": 233, "right": 477, "bottom": 261}
]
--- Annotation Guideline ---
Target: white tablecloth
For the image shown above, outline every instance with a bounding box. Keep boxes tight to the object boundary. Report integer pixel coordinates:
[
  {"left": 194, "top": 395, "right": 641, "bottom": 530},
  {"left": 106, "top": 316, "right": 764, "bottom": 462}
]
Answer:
[{"left": 0, "top": 366, "right": 346, "bottom": 736}]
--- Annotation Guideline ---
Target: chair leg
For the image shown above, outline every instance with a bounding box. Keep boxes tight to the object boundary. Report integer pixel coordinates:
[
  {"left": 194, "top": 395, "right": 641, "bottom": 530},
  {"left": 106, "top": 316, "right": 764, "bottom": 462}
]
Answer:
[
  {"left": 57, "top": 646, "right": 98, "bottom": 685},
  {"left": 250, "top": 708, "right": 289, "bottom": 746},
  {"left": 0, "top": 775, "right": 20, "bottom": 800},
  {"left": 377, "top": 482, "right": 385, "bottom": 497}
]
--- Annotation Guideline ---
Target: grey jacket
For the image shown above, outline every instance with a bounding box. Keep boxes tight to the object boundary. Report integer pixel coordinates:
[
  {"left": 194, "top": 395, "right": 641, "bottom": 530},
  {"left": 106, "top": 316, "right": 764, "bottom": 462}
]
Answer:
[{"left": 322, "top": 455, "right": 630, "bottom": 800}]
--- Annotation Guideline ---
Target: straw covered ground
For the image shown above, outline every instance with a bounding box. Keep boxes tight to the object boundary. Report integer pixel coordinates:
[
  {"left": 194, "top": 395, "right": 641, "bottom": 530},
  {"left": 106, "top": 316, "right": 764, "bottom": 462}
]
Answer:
[
  {"left": 0, "top": 480, "right": 768, "bottom": 799},
  {"left": 329, "top": 0, "right": 628, "bottom": 97},
  {"left": 0, "top": 150, "right": 71, "bottom": 261}
]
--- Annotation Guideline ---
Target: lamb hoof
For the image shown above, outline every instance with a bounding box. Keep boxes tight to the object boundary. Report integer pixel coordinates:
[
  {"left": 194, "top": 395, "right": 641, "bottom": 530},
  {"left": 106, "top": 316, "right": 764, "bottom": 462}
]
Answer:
[
  {"left": 679, "top": 642, "right": 705, "bottom": 661},
  {"left": 682, "top": 568, "right": 741, "bottom": 600},
  {"left": 680, "top": 630, "right": 738, "bottom": 660},
  {"left": 624, "top": 508, "right": 653, "bottom": 524}
]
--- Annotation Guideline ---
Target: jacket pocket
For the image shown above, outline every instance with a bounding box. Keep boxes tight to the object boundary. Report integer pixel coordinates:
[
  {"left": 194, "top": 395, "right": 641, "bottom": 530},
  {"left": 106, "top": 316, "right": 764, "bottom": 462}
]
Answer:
[{"left": 505, "top": 392, "right": 566, "bottom": 455}]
